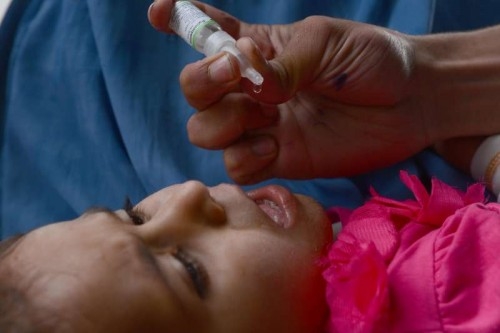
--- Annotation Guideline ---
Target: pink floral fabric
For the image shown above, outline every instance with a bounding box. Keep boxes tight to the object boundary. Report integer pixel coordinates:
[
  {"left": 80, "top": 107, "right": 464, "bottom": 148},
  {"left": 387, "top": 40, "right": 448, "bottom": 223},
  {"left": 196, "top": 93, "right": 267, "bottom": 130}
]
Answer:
[{"left": 322, "top": 171, "right": 500, "bottom": 332}]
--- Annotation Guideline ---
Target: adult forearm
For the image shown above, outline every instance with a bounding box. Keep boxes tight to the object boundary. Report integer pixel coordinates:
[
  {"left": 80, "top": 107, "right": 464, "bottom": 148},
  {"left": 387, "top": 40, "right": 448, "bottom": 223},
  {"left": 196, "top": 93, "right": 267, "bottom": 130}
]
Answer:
[{"left": 411, "top": 25, "right": 500, "bottom": 142}]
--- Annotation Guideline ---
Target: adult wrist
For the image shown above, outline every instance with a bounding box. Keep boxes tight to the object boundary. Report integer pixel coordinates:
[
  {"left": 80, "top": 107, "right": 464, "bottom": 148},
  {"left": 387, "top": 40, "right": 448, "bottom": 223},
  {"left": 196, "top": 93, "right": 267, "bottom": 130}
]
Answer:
[
  {"left": 470, "top": 135, "right": 500, "bottom": 200},
  {"left": 410, "top": 26, "right": 500, "bottom": 142},
  {"left": 405, "top": 33, "right": 449, "bottom": 144}
]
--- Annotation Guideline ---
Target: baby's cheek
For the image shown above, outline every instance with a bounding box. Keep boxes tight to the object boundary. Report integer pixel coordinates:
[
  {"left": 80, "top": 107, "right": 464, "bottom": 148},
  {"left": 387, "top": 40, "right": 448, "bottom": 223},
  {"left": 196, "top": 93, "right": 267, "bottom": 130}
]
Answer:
[
  {"left": 290, "top": 261, "right": 328, "bottom": 332},
  {"left": 261, "top": 257, "right": 327, "bottom": 333}
]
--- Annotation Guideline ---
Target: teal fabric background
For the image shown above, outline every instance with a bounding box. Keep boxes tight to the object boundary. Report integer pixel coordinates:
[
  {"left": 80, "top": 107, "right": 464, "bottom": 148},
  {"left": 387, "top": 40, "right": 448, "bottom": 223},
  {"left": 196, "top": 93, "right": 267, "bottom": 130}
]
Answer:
[{"left": 1, "top": 0, "right": 495, "bottom": 237}]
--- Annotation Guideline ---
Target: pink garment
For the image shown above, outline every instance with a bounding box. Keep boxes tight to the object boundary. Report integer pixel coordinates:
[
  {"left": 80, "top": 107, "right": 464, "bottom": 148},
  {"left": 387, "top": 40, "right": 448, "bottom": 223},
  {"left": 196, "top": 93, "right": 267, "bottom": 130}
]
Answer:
[{"left": 322, "top": 171, "right": 500, "bottom": 332}]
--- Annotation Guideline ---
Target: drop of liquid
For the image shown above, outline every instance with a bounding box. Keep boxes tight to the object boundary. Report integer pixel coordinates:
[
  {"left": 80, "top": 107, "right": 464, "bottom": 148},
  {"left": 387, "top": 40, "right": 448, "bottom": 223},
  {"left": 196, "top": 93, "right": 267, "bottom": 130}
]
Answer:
[{"left": 253, "top": 84, "right": 262, "bottom": 94}]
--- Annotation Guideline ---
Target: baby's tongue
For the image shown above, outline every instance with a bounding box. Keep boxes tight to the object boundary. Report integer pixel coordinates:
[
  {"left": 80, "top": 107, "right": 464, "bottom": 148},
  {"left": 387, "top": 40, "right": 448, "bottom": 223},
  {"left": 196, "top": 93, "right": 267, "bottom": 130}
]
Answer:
[{"left": 257, "top": 199, "right": 285, "bottom": 227}]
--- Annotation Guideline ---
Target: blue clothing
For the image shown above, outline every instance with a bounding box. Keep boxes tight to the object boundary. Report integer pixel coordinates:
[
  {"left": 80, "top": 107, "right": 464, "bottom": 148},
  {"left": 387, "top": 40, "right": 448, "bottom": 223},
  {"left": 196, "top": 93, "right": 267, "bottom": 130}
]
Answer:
[{"left": 0, "top": 0, "right": 496, "bottom": 238}]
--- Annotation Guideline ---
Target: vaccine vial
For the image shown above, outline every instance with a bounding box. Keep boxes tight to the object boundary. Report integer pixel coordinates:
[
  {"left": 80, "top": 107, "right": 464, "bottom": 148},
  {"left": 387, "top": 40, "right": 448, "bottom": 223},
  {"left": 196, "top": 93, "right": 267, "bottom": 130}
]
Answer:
[{"left": 170, "top": 1, "right": 264, "bottom": 86}]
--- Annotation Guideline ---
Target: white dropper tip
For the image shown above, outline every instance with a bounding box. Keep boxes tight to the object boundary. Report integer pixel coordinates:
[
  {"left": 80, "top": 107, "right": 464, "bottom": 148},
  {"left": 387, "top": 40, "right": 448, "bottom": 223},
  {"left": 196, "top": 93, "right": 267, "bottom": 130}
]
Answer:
[
  {"left": 204, "top": 31, "right": 264, "bottom": 86},
  {"left": 221, "top": 44, "right": 264, "bottom": 86}
]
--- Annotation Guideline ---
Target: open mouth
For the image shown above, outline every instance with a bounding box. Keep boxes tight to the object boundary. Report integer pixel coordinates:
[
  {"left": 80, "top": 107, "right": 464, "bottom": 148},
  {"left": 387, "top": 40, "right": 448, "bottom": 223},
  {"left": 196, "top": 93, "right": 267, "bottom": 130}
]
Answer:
[{"left": 247, "top": 185, "right": 297, "bottom": 229}]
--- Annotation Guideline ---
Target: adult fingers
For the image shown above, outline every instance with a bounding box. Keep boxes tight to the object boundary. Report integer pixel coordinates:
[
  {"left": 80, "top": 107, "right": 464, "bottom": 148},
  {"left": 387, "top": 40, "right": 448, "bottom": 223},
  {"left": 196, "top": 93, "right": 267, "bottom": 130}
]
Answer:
[
  {"left": 180, "top": 52, "right": 241, "bottom": 111},
  {"left": 180, "top": 36, "right": 272, "bottom": 109},
  {"left": 223, "top": 136, "right": 278, "bottom": 184},
  {"left": 179, "top": 32, "right": 312, "bottom": 112},
  {"left": 186, "top": 93, "right": 279, "bottom": 149}
]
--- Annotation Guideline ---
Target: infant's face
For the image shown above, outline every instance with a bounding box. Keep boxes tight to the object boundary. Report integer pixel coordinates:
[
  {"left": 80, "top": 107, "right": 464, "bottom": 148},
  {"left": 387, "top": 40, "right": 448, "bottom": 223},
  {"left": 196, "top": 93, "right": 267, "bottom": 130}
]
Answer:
[{"left": 6, "top": 181, "right": 332, "bottom": 332}]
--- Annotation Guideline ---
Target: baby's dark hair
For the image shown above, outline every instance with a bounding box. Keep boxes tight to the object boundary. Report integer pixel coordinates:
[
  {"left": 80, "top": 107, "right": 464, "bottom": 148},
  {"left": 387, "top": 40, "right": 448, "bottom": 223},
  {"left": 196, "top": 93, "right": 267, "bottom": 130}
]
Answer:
[{"left": 0, "top": 234, "right": 44, "bottom": 332}]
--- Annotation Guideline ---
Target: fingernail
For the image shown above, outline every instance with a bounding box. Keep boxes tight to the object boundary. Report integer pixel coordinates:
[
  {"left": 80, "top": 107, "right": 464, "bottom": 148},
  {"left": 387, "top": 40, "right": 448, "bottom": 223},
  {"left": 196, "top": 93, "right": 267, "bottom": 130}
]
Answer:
[
  {"left": 251, "top": 137, "right": 276, "bottom": 156},
  {"left": 209, "top": 55, "right": 236, "bottom": 83},
  {"left": 147, "top": 2, "right": 155, "bottom": 22}
]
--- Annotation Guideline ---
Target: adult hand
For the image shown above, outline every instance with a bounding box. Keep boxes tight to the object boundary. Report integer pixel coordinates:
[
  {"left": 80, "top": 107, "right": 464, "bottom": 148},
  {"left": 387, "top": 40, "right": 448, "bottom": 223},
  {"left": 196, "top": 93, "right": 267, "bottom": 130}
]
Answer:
[{"left": 149, "top": 0, "right": 437, "bottom": 184}]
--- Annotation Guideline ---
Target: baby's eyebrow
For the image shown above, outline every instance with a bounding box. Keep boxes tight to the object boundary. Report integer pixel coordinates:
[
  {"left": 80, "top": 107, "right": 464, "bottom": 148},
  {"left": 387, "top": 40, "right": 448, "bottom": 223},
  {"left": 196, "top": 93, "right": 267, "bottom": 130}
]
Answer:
[{"left": 0, "top": 234, "right": 26, "bottom": 261}]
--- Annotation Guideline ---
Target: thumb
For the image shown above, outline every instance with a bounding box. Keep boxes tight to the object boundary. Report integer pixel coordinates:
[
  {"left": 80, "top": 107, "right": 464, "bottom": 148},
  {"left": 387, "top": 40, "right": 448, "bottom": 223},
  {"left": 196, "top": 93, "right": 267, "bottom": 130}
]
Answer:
[{"left": 237, "top": 35, "right": 319, "bottom": 105}]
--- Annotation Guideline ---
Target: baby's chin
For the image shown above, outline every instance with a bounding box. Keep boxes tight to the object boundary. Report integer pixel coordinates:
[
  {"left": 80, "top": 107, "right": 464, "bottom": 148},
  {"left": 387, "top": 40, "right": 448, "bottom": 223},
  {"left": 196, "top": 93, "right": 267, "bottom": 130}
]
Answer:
[{"left": 296, "top": 194, "right": 334, "bottom": 243}]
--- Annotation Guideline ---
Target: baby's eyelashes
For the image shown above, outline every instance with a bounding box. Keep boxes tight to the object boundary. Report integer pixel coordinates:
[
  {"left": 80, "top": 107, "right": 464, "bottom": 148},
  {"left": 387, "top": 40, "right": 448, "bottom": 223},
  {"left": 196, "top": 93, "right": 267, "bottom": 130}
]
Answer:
[{"left": 124, "top": 197, "right": 148, "bottom": 225}]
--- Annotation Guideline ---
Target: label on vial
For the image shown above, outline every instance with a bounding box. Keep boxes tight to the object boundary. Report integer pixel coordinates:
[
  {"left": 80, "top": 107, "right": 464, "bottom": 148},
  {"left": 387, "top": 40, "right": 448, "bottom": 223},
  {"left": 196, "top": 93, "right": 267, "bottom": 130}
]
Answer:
[{"left": 170, "top": 1, "right": 215, "bottom": 47}]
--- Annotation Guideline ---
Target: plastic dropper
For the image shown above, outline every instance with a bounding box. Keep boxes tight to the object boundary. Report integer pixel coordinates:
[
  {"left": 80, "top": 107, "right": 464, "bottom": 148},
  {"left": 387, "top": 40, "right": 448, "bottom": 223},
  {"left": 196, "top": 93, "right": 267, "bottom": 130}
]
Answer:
[{"left": 169, "top": 1, "right": 264, "bottom": 86}]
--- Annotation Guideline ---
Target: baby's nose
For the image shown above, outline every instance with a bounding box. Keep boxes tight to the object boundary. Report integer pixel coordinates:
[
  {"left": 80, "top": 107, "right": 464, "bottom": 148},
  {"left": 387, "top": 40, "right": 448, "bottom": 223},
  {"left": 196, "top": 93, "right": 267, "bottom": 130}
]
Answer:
[
  {"left": 180, "top": 181, "right": 226, "bottom": 225},
  {"left": 160, "top": 180, "right": 226, "bottom": 228},
  {"left": 137, "top": 181, "right": 227, "bottom": 246}
]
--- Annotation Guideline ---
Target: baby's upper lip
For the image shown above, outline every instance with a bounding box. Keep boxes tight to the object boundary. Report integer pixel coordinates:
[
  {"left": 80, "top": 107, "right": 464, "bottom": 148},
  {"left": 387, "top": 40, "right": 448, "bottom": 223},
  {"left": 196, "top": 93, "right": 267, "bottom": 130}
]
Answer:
[{"left": 246, "top": 185, "right": 297, "bottom": 229}]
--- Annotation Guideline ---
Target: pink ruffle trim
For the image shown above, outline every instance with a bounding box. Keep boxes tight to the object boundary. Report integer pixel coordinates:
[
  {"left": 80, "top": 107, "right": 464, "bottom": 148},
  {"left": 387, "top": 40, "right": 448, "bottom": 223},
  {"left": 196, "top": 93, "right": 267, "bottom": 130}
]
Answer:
[{"left": 321, "top": 171, "right": 486, "bottom": 333}]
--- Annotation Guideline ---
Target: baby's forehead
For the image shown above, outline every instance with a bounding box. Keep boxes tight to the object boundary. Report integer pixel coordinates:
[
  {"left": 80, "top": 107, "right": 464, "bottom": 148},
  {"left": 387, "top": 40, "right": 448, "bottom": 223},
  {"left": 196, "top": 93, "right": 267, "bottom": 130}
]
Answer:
[
  {"left": 0, "top": 234, "right": 26, "bottom": 261},
  {"left": 0, "top": 235, "right": 44, "bottom": 303},
  {"left": 1, "top": 223, "right": 80, "bottom": 271}
]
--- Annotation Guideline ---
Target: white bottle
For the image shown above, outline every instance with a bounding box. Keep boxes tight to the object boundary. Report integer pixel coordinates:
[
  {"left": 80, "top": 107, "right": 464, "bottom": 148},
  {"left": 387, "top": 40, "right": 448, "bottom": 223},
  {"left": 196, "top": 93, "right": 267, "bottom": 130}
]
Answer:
[{"left": 170, "top": 1, "right": 264, "bottom": 86}]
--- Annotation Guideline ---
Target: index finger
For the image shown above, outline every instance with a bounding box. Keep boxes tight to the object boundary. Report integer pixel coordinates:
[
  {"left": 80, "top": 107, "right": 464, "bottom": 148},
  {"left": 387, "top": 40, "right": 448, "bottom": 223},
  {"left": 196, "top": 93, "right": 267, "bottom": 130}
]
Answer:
[
  {"left": 180, "top": 37, "right": 271, "bottom": 111},
  {"left": 148, "top": 0, "right": 243, "bottom": 38},
  {"left": 180, "top": 53, "right": 242, "bottom": 110}
]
